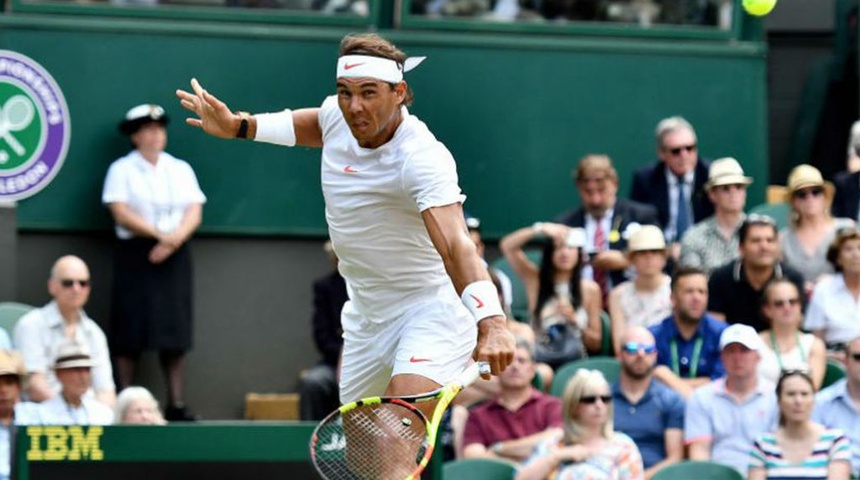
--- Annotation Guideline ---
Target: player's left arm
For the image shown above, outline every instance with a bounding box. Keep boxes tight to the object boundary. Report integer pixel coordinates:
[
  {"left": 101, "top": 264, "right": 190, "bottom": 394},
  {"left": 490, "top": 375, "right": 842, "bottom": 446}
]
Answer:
[{"left": 422, "top": 203, "right": 515, "bottom": 376}]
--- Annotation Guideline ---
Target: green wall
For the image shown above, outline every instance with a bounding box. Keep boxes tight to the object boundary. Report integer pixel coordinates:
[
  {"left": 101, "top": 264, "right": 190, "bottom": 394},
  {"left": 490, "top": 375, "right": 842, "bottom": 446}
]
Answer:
[{"left": 0, "top": 16, "right": 767, "bottom": 239}]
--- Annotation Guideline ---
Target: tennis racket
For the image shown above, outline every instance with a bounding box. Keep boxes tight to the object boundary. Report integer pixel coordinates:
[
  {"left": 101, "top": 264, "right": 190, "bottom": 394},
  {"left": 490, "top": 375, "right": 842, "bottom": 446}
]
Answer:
[{"left": 310, "top": 361, "right": 491, "bottom": 480}]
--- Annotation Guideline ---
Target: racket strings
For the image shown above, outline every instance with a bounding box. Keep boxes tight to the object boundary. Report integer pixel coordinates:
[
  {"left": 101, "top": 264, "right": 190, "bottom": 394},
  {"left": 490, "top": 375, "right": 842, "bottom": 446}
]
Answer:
[{"left": 313, "top": 403, "right": 428, "bottom": 480}]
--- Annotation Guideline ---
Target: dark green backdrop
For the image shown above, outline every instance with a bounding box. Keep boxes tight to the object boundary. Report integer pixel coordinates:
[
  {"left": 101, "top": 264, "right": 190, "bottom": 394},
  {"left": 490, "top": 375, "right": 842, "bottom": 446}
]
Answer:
[{"left": 0, "top": 16, "right": 767, "bottom": 239}]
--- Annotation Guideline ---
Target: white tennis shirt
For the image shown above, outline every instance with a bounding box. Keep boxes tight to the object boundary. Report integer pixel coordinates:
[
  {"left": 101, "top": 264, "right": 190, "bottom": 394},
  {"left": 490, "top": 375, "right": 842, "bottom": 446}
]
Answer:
[{"left": 317, "top": 96, "right": 466, "bottom": 323}]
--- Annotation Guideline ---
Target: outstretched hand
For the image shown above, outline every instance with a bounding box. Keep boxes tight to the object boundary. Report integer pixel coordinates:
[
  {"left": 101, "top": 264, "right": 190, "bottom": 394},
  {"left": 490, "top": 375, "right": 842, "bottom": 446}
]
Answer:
[{"left": 176, "top": 78, "right": 238, "bottom": 139}]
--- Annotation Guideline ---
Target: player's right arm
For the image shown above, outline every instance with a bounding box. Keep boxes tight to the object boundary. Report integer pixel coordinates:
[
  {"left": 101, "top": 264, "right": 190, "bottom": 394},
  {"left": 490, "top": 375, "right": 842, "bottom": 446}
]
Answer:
[{"left": 176, "top": 78, "right": 322, "bottom": 147}]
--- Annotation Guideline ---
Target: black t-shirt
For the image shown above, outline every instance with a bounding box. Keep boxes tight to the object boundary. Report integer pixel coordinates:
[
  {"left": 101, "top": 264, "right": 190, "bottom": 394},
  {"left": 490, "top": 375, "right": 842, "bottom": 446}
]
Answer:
[{"left": 707, "top": 260, "right": 806, "bottom": 332}]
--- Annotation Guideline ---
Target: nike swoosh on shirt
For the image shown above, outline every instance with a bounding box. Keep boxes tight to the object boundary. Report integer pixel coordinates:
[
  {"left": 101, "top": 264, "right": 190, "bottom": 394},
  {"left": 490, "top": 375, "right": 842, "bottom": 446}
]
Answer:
[
  {"left": 343, "top": 166, "right": 358, "bottom": 173},
  {"left": 469, "top": 294, "right": 485, "bottom": 308},
  {"left": 409, "top": 356, "right": 432, "bottom": 363},
  {"left": 344, "top": 63, "right": 365, "bottom": 70}
]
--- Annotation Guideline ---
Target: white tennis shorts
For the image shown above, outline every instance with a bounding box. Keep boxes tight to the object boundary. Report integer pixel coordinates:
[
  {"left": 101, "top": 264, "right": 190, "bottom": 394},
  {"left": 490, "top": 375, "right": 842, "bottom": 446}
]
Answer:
[{"left": 338, "top": 293, "right": 477, "bottom": 404}]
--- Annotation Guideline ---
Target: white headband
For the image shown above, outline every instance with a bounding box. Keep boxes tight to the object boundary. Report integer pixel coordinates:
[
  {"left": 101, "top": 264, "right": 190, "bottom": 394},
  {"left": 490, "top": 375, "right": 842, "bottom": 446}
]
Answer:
[{"left": 336, "top": 55, "right": 426, "bottom": 83}]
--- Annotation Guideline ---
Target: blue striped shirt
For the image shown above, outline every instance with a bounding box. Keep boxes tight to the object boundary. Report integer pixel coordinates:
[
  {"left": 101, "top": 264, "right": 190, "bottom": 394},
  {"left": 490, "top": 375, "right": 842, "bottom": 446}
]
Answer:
[{"left": 749, "top": 428, "right": 851, "bottom": 480}]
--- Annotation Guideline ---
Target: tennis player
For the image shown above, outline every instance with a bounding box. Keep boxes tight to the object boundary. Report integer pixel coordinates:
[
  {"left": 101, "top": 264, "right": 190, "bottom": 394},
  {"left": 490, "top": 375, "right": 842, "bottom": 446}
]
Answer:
[{"left": 177, "top": 33, "right": 515, "bottom": 407}]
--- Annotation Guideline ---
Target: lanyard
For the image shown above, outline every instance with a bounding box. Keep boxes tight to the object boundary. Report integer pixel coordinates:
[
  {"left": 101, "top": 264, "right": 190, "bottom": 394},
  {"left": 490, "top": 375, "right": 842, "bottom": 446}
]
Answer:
[
  {"left": 770, "top": 331, "right": 806, "bottom": 370},
  {"left": 670, "top": 336, "right": 703, "bottom": 378}
]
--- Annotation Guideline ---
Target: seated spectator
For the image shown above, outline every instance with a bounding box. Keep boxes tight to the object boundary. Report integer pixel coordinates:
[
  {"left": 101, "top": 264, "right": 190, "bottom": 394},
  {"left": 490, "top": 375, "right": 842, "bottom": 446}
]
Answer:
[
  {"left": 41, "top": 341, "right": 113, "bottom": 425},
  {"left": 299, "top": 241, "right": 347, "bottom": 421},
  {"left": 758, "top": 279, "right": 826, "bottom": 389},
  {"left": 13, "top": 255, "right": 115, "bottom": 406},
  {"left": 462, "top": 339, "right": 562, "bottom": 463},
  {"left": 780, "top": 164, "right": 854, "bottom": 288},
  {"left": 805, "top": 229, "right": 860, "bottom": 352},
  {"left": 685, "top": 324, "right": 778, "bottom": 476},
  {"left": 500, "top": 223, "right": 603, "bottom": 364},
  {"left": 517, "top": 369, "right": 644, "bottom": 480},
  {"left": 630, "top": 117, "right": 713, "bottom": 255},
  {"left": 707, "top": 214, "right": 805, "bottom": 331},
  {"left": 813, "top": 335, "right": 860, "bottom": 477},
  {"left": 555, "top": 154, "right": 659, "bottom": 301},
  {"left": 679, "top": 157, "right": 750, "bottom": 274},
  {"left": 649, "top": 266, "right": 726, "bottom": 398},
  {"left": 749, "top": 370, "right": 851, "bottom": 480},
  {"left": 608, "top": 225, "right": 672, "bottom": 353},
  {"left": 612, "top": 327, "right": 684, "bottom": 480},
  {"left": 0, "top": 350, "right": 54, "bottom": 480},
  {"left": 115, "top": 386, "right": 166, "bottom": 425}
]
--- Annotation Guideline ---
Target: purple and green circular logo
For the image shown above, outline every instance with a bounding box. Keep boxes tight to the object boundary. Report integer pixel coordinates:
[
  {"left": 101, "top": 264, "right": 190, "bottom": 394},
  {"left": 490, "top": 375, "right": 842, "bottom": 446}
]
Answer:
[{"left": 0, "top": 50, "right": 70, "bottom": 202}]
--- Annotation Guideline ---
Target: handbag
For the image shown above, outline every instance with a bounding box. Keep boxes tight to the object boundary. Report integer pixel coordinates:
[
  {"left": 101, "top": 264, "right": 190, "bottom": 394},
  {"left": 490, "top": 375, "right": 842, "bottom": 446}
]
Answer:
[{"left": 534, "top": 321, "right": 586, "bottom": 369}]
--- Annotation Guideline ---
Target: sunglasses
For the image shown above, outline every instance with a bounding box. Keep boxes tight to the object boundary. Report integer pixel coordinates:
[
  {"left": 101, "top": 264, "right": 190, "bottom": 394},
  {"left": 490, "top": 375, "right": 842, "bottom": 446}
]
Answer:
[
  {"left": 580, "top": 395, "right": 612, "bottom": 404},
  {"left": 770, "top": 297, "right": 800, "bottom": 308},
  {"left": 666, "top": 144, "right": 697, "bottom": 156},
  {"left": 793, "top": 187, "right": 824, "bottom": 200},
  {"left": 60, "top": 279, "right": 90, "bottom": 288},
  {"left": 622, "top": 342, "right": 656, "bottom": 354}
]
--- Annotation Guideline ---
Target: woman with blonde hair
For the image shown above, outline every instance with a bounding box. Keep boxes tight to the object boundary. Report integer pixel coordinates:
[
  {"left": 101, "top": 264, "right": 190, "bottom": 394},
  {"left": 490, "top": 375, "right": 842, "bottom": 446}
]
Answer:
[
  {"left": 517, "top": 369, "right": 643, "bottom": 480},
  {"left": 780, "top": 164, "right": 853, "bottom": 287}
]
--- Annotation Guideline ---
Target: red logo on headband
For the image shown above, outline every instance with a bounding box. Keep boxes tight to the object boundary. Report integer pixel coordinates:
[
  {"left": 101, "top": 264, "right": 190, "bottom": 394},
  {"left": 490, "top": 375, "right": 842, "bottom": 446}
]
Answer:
[
  {"left": 343, "top": 165, "right": 358, "bottom": 173},
  {"left": 344, "top": 62, "right": 365, "bottom": 70}
]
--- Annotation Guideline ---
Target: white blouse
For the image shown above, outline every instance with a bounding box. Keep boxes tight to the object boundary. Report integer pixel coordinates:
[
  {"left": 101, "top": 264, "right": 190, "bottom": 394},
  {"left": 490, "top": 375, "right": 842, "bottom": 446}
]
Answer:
[
  {"left": 102, "top": 150, "right": 206, "bottom": 239},
  {"left": 804, "top": 274, "right": 860, "bottom": 346}
]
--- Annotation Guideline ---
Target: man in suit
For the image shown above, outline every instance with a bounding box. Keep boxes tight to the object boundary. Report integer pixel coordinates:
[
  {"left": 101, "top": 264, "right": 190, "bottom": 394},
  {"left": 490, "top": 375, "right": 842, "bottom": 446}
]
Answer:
[
  {"left": 833, "top": 170, "right": 860, "bottom": 221},
  {"left": 556, "top": 154, "right": 660, "bottom": 299},
  {"left": 630, "top": 117, "right": 713, "bottom": 257}
]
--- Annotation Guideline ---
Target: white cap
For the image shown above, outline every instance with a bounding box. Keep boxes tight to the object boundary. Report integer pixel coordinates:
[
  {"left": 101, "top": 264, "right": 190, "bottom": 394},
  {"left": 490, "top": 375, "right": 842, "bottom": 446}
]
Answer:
[{"left": 719, "top": 324, "right": 762, "bottom": 351}]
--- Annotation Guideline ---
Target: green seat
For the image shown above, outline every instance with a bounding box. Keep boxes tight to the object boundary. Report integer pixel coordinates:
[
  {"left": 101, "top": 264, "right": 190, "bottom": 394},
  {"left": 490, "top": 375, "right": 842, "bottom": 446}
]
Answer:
[
  {"left": 652, "top": 460, "right": 744, "bottom": 480},
  {"left": 442, "top": 458, "right": 516, "bottom": 480},
  {"left": 550, "top": 357, "right": 620, "bottom": 398},
  {"left": 0, "top": 302, "right": 34, "bottom": 338},
  {"left": 491, "top": 250, "right": 542, "bottom": 322},
  {"left": 748, "top": 202, "right": 789, "bottom": 230},
  {"left": 822, "top": 358, "right": 846, "bottom": 389}
]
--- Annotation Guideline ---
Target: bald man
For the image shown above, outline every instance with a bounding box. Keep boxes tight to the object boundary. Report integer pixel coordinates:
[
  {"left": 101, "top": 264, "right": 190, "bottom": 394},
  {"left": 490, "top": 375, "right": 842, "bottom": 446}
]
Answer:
[{"left": 14, "top": 255, "right": 115, "bottom": 407}]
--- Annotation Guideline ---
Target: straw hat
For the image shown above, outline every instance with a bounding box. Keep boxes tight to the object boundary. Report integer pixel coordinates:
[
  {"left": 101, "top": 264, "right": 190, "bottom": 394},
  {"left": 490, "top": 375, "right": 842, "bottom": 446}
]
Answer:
[
  {"left": 705, "top": 157, "right": 753, "bottom": 189},
  {"left": 0, "top": 350, "right": 25, "bottom": 378},
  {"left": 627, "top": 224, "right": 666, "bottom": 253},
  {"left": 53, "top": 341, "right": 95, "bottom": 370},
  {"left": 785, "top": 164, "right": 834, "bottom": 202}
]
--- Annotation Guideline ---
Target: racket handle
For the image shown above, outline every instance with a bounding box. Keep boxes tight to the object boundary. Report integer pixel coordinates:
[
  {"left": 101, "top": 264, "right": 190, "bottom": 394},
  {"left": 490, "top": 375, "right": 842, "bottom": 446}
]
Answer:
[{"left": 457, "top": 361, "right": 491, "bottom": 388}]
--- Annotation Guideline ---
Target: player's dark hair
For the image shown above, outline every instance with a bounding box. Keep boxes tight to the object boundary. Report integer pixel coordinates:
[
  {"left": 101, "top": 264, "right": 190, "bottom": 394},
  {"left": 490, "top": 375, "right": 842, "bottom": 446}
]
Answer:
[
  {"left": 533, "top": 239, "right": 584, "bottom": 325},
  {"left": 339, "top": 33, "right": 414, "bottom": 107}
]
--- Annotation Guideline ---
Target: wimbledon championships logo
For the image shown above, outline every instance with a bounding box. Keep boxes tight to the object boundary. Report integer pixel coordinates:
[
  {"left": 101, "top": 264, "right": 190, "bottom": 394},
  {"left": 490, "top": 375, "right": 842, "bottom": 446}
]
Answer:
[{"left": 0, "top": 50, "right": 70, "bottom": 201}]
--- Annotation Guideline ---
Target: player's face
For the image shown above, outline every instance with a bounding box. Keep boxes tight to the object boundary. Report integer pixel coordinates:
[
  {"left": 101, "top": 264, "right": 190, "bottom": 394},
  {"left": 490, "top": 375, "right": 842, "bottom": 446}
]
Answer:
[
  {"left": 131, "top": 122, "right": 167, "bottom": 155},
  {"left": 336, "top": 77, "right": 406, "bottom": 149},
  {"left": 778, "top": 375, "right": 814, "bottom": 424},
  {"left": 671, "top": 273, "right": 708, "bottom": 323},
  {"left": 658, "top": 129, "right": 698, "bottom": 176},
  {"left": 740, "top": 225, "right": 778, "bottom": 268}
]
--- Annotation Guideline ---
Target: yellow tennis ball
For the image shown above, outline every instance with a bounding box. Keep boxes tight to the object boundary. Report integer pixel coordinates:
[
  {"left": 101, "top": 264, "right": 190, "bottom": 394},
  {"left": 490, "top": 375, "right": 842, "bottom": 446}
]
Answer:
[{"left": 743, "top": 0, "right": 777, "bottom": 16}]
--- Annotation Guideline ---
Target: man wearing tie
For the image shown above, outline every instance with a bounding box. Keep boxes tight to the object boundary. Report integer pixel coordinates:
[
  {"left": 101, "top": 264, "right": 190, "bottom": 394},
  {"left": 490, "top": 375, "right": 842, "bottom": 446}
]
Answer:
[
  {"left": 556, "top": 154, "right": 660, "bottom": 303},
  {"left": 630, "top": 117, "right": 713, "bottom": 258}
]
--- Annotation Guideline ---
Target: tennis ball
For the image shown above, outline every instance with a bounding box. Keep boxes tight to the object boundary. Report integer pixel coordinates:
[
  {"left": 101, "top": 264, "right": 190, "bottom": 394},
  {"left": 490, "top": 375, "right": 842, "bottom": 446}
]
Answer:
[{"left": 743, "top": 0, "right": 777, "bottom": 16}]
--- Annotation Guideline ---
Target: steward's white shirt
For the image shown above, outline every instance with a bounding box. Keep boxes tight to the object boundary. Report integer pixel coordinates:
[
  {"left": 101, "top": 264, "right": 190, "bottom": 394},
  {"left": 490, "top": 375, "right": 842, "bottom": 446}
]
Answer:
[
  {"left": 102, "top": 150, "right": 206, "bottom": 239},
  {"left": 318, "top": 96, "right": 466, "bottom": 323}
]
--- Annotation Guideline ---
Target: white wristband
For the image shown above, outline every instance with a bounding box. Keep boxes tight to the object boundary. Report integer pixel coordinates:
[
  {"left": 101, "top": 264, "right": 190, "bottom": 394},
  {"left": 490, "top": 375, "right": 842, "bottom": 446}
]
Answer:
[
  {"left": 461, "top": 280, "right": 505, "bottom": 323},
  {"left": 253, "top": 109, "right": 296, "bottom": 146}
]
